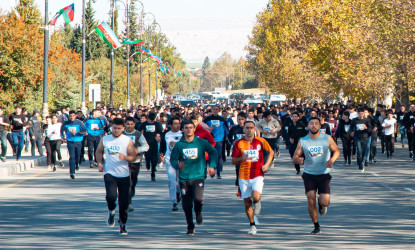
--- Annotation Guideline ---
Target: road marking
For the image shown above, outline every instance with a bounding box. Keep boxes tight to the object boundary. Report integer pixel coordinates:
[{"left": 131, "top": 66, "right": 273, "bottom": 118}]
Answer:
[
  {"left": 371, "top": 173, "right": 380, "bottom": 177},
  {"left": 0, "top": 169, "right": 48, "bottom": 190},
  {"left": 404, "top": 188, "right": 415, "bottom": 193}
]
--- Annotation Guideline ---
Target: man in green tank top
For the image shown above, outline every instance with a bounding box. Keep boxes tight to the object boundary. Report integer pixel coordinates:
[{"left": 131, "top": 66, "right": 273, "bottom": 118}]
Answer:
[{"left": 293, "top": 117, "right": 340, "bottom": 235}]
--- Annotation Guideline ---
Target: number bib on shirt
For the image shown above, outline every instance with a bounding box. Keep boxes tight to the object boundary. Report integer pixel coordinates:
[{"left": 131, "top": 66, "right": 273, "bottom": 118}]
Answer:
[
  {"left": 91, "top": 124, "right": 99, "bottom": 130},
  {"left": 183, "top": 148, "right": 198, "bottom": 159},
  {"left": 245, "top": 149, "right": 259, "bottom": 162},
  {"left": 344, "top": 125, "right": 350, "bottom": 133},
  {"left": 319, "top": 129, "right": 326, "bottom": 134},
  {"left": 400, "top": 116, "right": 404, "bottom": 120},
  {"left": 308, "top": 146, "right": 323, "bottom": 157},
  {"left": 264, "top": 127, "right": 271, "bottom": 132},
  {"left": 128, "top": 136, "right": 135, "bottom": 143},
  {"left": 236, "top": 134, "right": 244, "bottom": 140},
  {"left": 356, "top": 124, "right": 365, "bottom": 130},
  {"left": 211, "top": 120, "right": 220, "bottom": 127},
  {"left": 329, "top": 123, "right": 334, "bottom": 129},
  {"left": 146, "top": 125, "right": 156, "bottom": 132},
  {"left": 108, "top": 145, "right": 121, "bottom": 155},
  {"left": 68, "top": 127, "right": 77, "bottom": 133}
]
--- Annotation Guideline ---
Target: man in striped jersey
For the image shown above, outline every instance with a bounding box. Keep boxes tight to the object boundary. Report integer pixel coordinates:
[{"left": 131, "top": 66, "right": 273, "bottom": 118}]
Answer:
[{"left": 231, "top": 120, "right": 274, "bottom": 235}]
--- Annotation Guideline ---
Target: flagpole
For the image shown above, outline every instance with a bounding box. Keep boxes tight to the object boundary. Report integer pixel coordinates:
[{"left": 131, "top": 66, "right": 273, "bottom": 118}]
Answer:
[
  {"left": 81, "top": 0, "right": 86, "bottom": 112},
  {"left": 42, "top": 0, "right": 49, "bottom": 122},
  {"left": 110, "top": 0, "right": 115, "bottom": 106},
  {"left": 126, "top": 0, "right": 130, "bottom": 109}
]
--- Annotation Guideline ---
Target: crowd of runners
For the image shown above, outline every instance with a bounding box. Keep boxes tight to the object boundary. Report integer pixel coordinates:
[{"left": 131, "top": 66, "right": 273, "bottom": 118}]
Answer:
[{"left": 0, "top": 99, "right": 414, "bottom": 236}]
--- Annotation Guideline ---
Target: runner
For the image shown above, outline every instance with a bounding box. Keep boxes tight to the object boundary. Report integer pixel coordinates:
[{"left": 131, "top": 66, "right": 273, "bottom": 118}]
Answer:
[
  {"left": 61, "top": 110, "right": 87, "bottom": 179},
  {"left": 257, "top": 110, "right": 281, "bottom": 166},
  {"left": 96, "top": 118, "right": 138, "bottom": 236},
  {"left": 170, "top": 120, "right": 218, "bottom": 236},
  {"left": 228, "top": 111, "right": 246, "bottom": 196},
  {"left": 84, "top": 109, "right": 108, "bottom": 168},
  {"left": 231, "top": 120, "right": 273, "bottom": 235},
  {"left": 0, "top": 106, "right": 10, "bottom": 162},
  {"left": 293, "top": 117, "right": 340, "bottom": 235},
  {"left": 288, "top": 112, "right": 307, "bottom": 174},
  {"left": 160, "top": 116, "right": 183, "bottom": 211},
  {"left": 123, "top": 117, "right": 149, "bottom": 212},
  {"left": 382, "top": 110, "right": 397, "bottom": 159},
  {"left": 351, "top": 108, "right": 372, "bottom": 172}
]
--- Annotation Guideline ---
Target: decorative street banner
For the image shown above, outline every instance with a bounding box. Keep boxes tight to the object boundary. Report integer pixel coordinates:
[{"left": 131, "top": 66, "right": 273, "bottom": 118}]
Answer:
[
  {"left": 49, "top": 3, "right": 75, "bottom": 25},
  {"left": 95, "top": 22, "right": 122, "bottom": 49}
]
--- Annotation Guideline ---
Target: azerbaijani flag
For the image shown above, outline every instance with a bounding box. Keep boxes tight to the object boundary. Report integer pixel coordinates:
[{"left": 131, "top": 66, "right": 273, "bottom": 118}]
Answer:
[
  {"left": 49, "top": 3, "right": 75, "bottom": 25},
  {"left": 177, "top": 71, "right": 182, "bottom": 76},
  {"left": 122, "top": 38, "right": 145, "bottom": 46},
  {"left": 95, "top": 22, "right": 122, "bottom": 49}
]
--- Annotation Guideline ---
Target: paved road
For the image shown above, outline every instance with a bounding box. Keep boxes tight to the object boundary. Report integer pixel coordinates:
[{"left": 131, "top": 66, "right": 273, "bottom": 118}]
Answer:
[{"left": 0, "top": 142, "right": 414, "bottom": 249}]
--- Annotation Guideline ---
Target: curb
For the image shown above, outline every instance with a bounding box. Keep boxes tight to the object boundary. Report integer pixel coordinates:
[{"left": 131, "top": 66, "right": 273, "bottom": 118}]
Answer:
[{"left": 0, "top": 156, "right": 46, "bottom": 178}]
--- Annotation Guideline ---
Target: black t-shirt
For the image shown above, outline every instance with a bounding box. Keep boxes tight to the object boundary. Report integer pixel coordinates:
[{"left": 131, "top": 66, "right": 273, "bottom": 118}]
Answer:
[
  {"left": 0, "top": 114, "right": 10, "bottom": 132},
  {"left": 137, "top": 120, "right": 163, "bottom": 145},
  {"left": 9, "top": 113, "right": 28, "bottom": 132},
  {"left": 351, "top": 118, "right": 372, "bottom": 139}
]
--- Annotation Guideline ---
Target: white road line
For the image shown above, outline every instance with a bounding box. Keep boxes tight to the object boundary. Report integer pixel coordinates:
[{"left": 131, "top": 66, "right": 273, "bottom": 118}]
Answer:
[
  {"left": 404, "top": 188, "right": 415, "bottom": 193},
  {"left": 371, "top": 173, "right": 380, "bottom": 177}
]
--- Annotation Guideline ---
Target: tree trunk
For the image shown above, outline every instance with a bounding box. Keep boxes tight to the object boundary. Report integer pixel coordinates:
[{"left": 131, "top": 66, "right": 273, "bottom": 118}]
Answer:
[{"left": 394, "top": 64, "right": 410, "bottom": 109}]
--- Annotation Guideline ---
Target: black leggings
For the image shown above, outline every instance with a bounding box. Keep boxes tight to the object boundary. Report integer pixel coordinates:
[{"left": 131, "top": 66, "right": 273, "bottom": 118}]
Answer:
[
  {"left": 145, "top": 144, "right": 158, "bottom": 178},
  {"left": 385, "top": 135, "right": 395, "bottom": 154},
  {"left": 129, "top": 162, "right": 140, "bottom": 204},
  {"left": 180, "top": 179, "right": 204, "bottom": 230},
  {"left": 341, "top": 136, "right": 352, "bottom": 161},
  {"left": 50, "top": 139, "right": 62, "bottom": 165},
  {"left": 104, "top": 174, "right": 130, "bottom": 225}
]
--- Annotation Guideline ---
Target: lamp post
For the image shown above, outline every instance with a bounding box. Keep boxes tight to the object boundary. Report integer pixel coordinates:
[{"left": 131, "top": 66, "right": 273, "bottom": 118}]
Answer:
[
  {"left": 152, "top": 22, "right": 161, "bottom": 105},
  {"left": 42, "top": 0, "right": 49, "bottom": 121},
  {"left": 143, "top": 12, "right": 155, "bottom": 105},
  {"left": 81, "top": 0, "right": 86, "bottom": 113}
]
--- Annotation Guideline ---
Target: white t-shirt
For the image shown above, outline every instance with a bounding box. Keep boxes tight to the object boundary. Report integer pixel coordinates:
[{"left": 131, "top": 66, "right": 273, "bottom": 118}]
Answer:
[
  {"left": 382, "top": 118, "right": 396, "bottom": 136},
  {"left": 349, "top": 111, "right": 358, "bottom": 120},
  {"left": 164, "top": 130, "right": 183, "bottom": 158},
  {"left": 103, "top": 134, "right": 130, "bottom": 178}
]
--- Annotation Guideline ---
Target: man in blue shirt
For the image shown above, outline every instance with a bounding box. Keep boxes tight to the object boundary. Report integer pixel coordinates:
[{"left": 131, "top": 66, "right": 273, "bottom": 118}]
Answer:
[
  {"left": 61, "top": 110, "right": 87, "bottom": 179},
  {"left": 84, "top": 109, "right": 108, "bottom": 168}
]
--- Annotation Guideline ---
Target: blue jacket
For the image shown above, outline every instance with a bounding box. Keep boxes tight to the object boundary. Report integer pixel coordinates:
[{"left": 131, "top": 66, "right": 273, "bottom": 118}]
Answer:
[
  {"left": 203, "top": 115, "right": 229, "bottom": 142},
  {"left": 61, "top": 119, "right": 87, "bottom": 142},
  {"left": 84, "top": 117, "right": 107, "bottom": 136}
]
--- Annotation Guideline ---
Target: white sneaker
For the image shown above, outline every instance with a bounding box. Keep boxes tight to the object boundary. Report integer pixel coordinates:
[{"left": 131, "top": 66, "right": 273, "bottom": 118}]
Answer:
[
  {"left": 248, "top": 225, "right": 257, "bottom": 235},
  {"left": 48, "top": 165, "right": 53, "bottom": 171},
  {"left": 254, "top": 215, "right": 260, "bottom": 225}
]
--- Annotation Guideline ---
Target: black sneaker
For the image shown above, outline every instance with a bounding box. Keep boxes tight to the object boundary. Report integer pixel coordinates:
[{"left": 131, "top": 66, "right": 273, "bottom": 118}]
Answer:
[
  {"left": 187, "top": 228, "right": 195, "bottom": 236},
  {"left": 344, "top": 160, "right": 347, "bottom": 165},
  {"left": 210, "top": 175, "right": 215, "bottom": 179},
  {"left": 59, "top": 161, "right": 64, "bottom": 167},
  {"left": 311, "top": 227, "right": 321, "bottom": 235},
  {"left": 151, "top": 176, "right": 156, "bottom": 182},
  {"left": 107, "top": 211, "right": 115, "bottom": 227},
  {"left": 387, "top": 152, "right": 390, "bottom": 158},
  {"left": 127, "top": 204, "right": 134, "bottom": 212},
  {"left": 53, "top": 166, "right": 57, "bottom": 172},
  {"left": 318, "top": 203, "right": 327, "bottom": 216},
  {"left": 75, "top": 165, "right": 79, "bottom": 171},
  {"left": 217, "top": 176, "right": 222, "bottom": 179},
  {"left": 196, "top": 212, "right": 203, "bottom": 225},
  {"left": 410, "top": 152, "right": 413, "bottom": 158},
  {"left": 70, "top": 174, "right": 75, "bottom": 179},
  {"left": 296, "top": 170, "right": 300, "bottom": 175},
  {"left": 0, "top": 156, "right": 5, "bottom": 162},
  {"left": 120, "top": 225, "right": 128, "bottom": 235},
  {"left": 172, "top": 203, "right": 179, "bottom": 211},
  {"left": 373, "top": 158, "right": 377, "bottom": 163},
  {"left": 364, "top": 161, "right": 368, "bottom": 167},
  {"left": 90, "top": 162, "right": 94, "bottom": 168}
]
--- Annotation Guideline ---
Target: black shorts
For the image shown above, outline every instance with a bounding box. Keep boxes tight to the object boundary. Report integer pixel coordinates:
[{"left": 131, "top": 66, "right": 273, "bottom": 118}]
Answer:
[{"left": 301, "top": 172, "right": 331, "bottom": 194}]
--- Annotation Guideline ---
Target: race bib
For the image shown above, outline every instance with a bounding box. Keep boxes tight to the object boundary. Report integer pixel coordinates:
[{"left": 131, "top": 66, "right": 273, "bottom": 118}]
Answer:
[
  {"left": 400, "top": 116, "right": 404, "bottom": 120},
  {"left": 264, "top": 127, "right": 271, "bottom": 132},
  {"left": 146, "top": 125, "right": 156, "bottom": 132},
  {"left": 356, "top": 124, "right": 365, "bottom": 130},
  {"left": 91, "top": 124, "right": 99, "bottom": 130},
  {"left": 108, "top": 145, "right": 121, "bottom": 155},
  {"left": 285, "top": 126, "right": 288, "bottom": 131},
  {"left": 308, "top": 146, "right": 323, "bottom": 157},
  {"left": 183, "top": 148, "right": 198, "bottom": 159},
  {"left": 211, "top": 120, "right": 220, "bottom": 127},
  {"left": 245, "top": 149, "right": 259, "bottom": 162},
  {"left": 345, "top": 125, "right": 350, "bottom": 133},
  {"left": 236, "top": 134, "right": 244, "bottom": 140},
  {"left": 168, "top": 141, "right": 176, "bottom": 151},
  {"left": 162, "top": 124, "right": 166, "bottom": 130},
  {"left": 319, "top": 129, "right": 326, "bottom": 134},
  {"left": 68, "top": 127, "right": 77, "bottom": 133},
  {"left": 411, "top": 116, "right": 414, "bottom": 120},
  {"left": 329, "top": 123, "right": 335, "bottom": 129}
]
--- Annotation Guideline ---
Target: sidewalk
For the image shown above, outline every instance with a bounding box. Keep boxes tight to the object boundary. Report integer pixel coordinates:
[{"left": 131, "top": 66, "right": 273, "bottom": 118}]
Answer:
[{"left": 0, "top": 143, "right": 47, "bottom": 178}]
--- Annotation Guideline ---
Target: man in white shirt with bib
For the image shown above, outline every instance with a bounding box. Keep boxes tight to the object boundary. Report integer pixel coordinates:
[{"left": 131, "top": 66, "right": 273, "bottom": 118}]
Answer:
[{"left": 96, "top": 118, "right": 137, "bottom": 236}]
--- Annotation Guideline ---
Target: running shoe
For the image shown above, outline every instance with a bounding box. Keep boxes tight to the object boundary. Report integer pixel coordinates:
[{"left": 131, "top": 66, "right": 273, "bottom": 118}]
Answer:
[
  {"left": 119, "top": 225, "right": 128, "bottom": 235},
  {"left": 187, "top": 228, "right": 195, "bottom": 236},
  {"left": 70, "top": 174, "right": 75, "bottom": 179},
  {"left": 318, "top": 203, "right": 327, "bottom": 216},
  {"left": 48, "top": 165, "right": 53, "bottom": 171},
  {"left": 172, "top": 203, "right": 179, "bottom": 211},
  {"left": 248, "top": 225, "right": 257, "bottom": 235},
  {"left": 358, "top": 168, "right": 365, "bottom": 173},
  {"left": 90, "top": 162, "right": 94, "bottom": 168},
  {"left": 0, "top": 156, "right": 5, "bottom": 162},
  {"left": 276, "top": 151, "right": 280, "bottom": 157},
  {"left": 296, "top": 170, "right": 301, "bottom": 175},
  {"left": 59, "top": 161, "right": 64, "bottom": 167},
  {"left": 196, "top": 211, "right": 203, "bottom": 225},
  {"left": 151, "top": 176, "right": 156, "bottom": 182},
  {"left": 53, "top": 165, "right": 57, "bottom": 172},
  {"left": 107, "top": 211, "right": 115, "bottom": 227},
  {"left": 364, "top": 161, "right": 368, "bottom": 167},
  {"left": 311, "top": 227, "right": 321, "bottom": 235},
  {"left": 253, "top": 201, "right": 261, "bottom": 216},
  {"left": 127, "top": 204, "right": 134, "bottom": 212},
  {"left": 217, "top": 176, "right": 222, "bottom": 179},
  {"left": 75, "top": 165, "right": 79, "bottom": 171}
]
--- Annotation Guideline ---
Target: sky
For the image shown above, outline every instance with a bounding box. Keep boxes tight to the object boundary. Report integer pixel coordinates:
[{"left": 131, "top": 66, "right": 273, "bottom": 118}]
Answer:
[{"left": 1, "top": 0, "right": 269, "bottom": 64}]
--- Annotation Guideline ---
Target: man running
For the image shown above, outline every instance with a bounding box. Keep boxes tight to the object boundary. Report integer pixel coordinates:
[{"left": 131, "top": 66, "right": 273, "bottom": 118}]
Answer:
[
  {"left": 123, "top": 117, "right": 149, "bottom": 212},
  {"left": 170, "top": 120, "right": 218, "bottom": 236},
  {"left": 232, "top": 120, "right": 273, "bottom": 235},
  {"left": 96, "top": 118, "right": 138, "bottom": 236},
  {"left": 293, "top": 117, "right": 340, "bottom": 235},
  {"left": 159, "top": 116, "right": 183, "bottom": 211}
]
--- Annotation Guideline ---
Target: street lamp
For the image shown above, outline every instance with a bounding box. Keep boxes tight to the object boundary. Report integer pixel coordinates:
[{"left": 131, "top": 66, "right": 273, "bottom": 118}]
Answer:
[
  {"left": 42, "top": 0, "right": 49, "bottom": 121},
  {"left": 152, "top": 22, "right": 161, "bottom": 105},
  {"left": 142, "top": 12, "right": 155, "bottom": 105}
]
